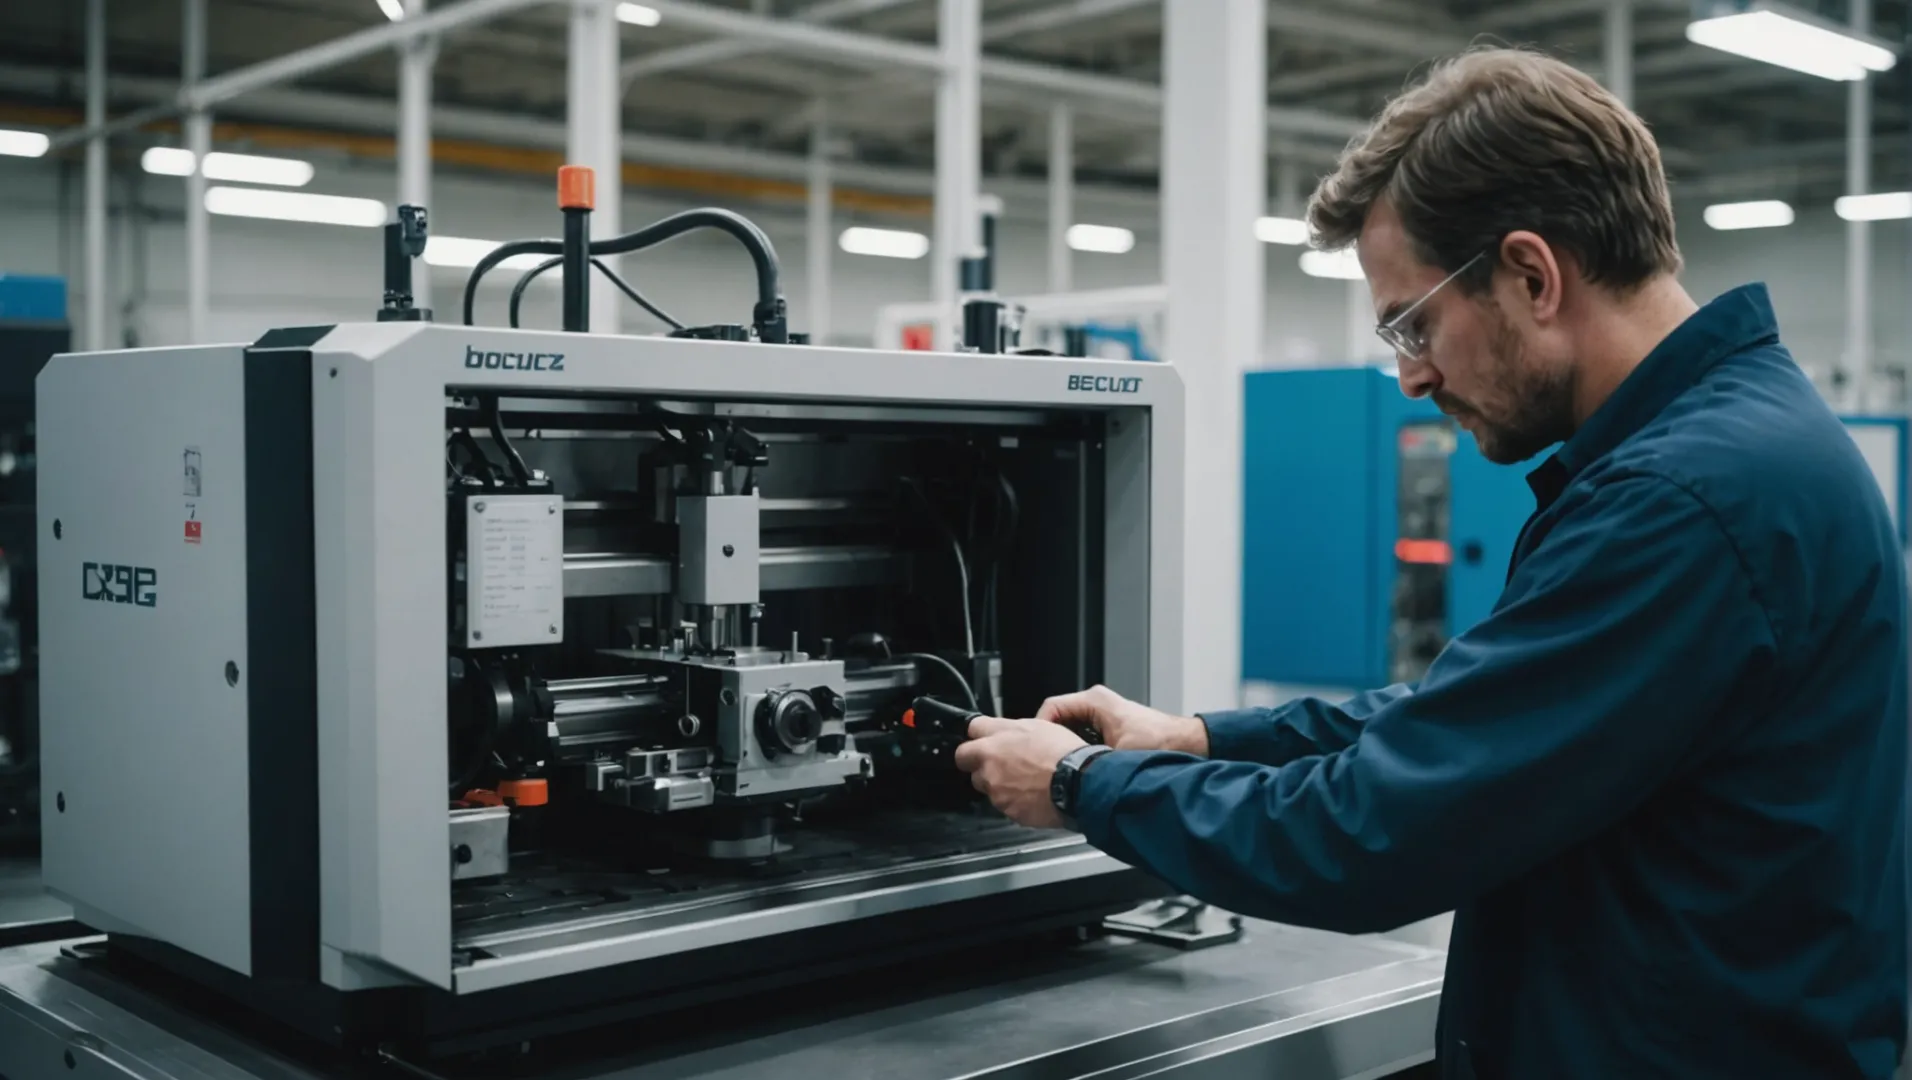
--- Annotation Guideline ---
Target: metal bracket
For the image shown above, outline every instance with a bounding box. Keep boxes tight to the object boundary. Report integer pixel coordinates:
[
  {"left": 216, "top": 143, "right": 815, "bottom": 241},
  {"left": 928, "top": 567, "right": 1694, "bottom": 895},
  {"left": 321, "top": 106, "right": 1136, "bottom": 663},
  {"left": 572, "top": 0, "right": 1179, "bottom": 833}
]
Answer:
[{"left": 1102, "top": 896, "right": 1244, "bottom": 950}]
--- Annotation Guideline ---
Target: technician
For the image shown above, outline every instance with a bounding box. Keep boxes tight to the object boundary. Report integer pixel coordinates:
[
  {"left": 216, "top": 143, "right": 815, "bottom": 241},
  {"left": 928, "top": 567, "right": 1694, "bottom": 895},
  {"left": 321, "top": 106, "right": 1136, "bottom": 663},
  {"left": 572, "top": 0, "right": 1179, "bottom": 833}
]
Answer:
[{"left": 955, "top": 47, "right": 1908, "bottom": 1079}]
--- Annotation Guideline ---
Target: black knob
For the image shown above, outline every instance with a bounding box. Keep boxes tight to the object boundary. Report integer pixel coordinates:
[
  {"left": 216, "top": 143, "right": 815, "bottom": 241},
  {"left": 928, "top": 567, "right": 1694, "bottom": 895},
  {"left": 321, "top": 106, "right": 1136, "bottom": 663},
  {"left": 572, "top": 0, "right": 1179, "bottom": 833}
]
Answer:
[
  {"left": 453, "top": 844, "right": 473, "bottom": 865},
  {"left": 1462, "top": 540, "right": 1484, "bottom": 566},
  {"left": 756, "top": 690, "right": 822, "bottom": 757}
]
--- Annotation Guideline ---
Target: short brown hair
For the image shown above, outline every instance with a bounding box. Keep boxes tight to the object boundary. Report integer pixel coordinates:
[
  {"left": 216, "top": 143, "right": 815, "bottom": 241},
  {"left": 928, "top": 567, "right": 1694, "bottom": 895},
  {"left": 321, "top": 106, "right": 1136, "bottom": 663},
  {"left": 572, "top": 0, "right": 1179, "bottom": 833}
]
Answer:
[{"left": 1308, "top": 47, "right": 1681, "bottom": 292}]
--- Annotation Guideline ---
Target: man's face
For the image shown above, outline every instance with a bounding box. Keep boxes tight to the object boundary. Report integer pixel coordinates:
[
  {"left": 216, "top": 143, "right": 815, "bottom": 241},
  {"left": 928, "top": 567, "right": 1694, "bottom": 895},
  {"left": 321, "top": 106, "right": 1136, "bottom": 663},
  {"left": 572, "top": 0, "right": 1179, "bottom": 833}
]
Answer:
[{"left": 1357, "top": 202, "right": 1574, "bottom": 465}]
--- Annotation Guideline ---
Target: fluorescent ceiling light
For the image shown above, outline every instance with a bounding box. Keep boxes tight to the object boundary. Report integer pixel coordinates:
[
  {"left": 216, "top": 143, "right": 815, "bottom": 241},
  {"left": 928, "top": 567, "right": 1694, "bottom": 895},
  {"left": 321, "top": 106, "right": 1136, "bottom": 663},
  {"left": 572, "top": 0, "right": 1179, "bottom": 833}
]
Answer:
[
  {"left": 1836, "top": 192, "right": 1912, "bottom": 221},
  {"left": 142, "top": 148, "right": 314, "bottom": 187},
  {"left": 1702, "top": 199, "right": 1794, "bottom": 230},
  {"left": 377, "top": 0, "right": 405, "bottom": 20},
  {"left": 424, "top": 236, "right": 553, "bottom": 272},
  {"left": 0, "top": 129, "right": 50, "bottom": 158},
  {"left": 616, "top": 3, "right": 662, "bottom": 26},
  {"left": 1685, "top": 5, "right": 1896, "bottom": 82},
  {"left": 1255, "top": 216, "right": 1310, "bottom": 245},
  {"left": 838, "top": 226, "right": 929, "bottom": 260},
  {"left": 141, "top": 147, "right": 195, "bottom": 175},
  {"left": 1299, "top": 249, "right": 1364, "bottom": 280},
  {"left": 204, "top": 186, "right": 386, "bottom": 228},
  {"left": 1066, "top": 223, "right": 1135, "bottom": 255}
]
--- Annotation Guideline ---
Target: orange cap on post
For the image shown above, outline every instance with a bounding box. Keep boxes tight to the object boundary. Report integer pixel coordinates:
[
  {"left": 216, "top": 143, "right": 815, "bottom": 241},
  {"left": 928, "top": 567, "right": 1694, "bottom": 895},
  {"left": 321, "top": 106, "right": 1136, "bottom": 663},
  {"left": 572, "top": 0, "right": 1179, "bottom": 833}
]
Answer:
[{"left": 558, "top": 165, "right": 595, "bottom": 211}]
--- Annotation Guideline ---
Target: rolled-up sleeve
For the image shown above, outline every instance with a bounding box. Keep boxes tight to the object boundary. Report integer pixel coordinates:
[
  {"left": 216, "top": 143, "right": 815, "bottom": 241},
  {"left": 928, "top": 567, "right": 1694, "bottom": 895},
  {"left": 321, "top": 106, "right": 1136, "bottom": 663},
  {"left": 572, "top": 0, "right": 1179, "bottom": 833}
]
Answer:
[{"left": 1073, "top": 474, "right": 1778, "bottom": 934}]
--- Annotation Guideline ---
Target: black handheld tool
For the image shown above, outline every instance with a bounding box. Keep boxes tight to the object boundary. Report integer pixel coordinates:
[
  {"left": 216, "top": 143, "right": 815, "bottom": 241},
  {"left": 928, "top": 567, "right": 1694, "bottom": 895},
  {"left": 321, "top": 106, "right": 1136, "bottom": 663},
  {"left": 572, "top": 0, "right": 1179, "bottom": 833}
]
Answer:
[
  {"left": 901, "top": 696, "right": 1103, "bottom": 744},
  {"left": 902, "top": 695, "right": 980, "bottom": 737}
]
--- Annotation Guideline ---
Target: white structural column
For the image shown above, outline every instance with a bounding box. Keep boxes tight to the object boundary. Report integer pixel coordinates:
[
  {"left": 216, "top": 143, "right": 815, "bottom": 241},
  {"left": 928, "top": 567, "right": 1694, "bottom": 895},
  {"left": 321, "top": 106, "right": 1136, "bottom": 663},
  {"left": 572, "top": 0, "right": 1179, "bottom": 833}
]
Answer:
[
  {"left": 1603, "top": 0, "right": 1632, "bottom": 108},
  {"left": 1047, "top": 102, "right": 1073, "bottom": 294},
  {"left": 806, "top": 105, "right": 833, "bottom": 346},
  {"left": 1845, "top": 0, "right": 1872, "bottom": 410},
  {"left": 84, "top": 0, "right": 108, "bottom": 351},
  {"left": 933, "top": 0, "right": 981, "bottom": 349},
  {"left": 1161, "top": 0, "right": 1264, "bottom": 714},
  {"left": 399, "top": 0, "right": 435, "bottom": 312},
  {"left": 185, "top": 0, "right": 211, "bottom": 344},
  {"left": 567, "top": 0, "right": 622, "bottom": 334}
]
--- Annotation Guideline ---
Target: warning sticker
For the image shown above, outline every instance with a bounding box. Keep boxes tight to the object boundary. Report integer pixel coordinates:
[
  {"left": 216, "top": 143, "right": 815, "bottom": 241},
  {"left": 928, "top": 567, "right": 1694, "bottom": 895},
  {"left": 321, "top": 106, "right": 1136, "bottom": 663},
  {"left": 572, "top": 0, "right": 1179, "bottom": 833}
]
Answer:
[{"left": 183, "top": 448, "right": 202, "bottom": 497}]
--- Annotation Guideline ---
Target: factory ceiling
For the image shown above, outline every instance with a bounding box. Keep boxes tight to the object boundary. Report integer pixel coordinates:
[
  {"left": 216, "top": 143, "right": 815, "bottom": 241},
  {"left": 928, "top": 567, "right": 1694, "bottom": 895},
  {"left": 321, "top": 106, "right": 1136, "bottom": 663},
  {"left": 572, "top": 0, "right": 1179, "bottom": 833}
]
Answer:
[{"left": 0, "top": 0, "right": 1906, "bottom": 210}]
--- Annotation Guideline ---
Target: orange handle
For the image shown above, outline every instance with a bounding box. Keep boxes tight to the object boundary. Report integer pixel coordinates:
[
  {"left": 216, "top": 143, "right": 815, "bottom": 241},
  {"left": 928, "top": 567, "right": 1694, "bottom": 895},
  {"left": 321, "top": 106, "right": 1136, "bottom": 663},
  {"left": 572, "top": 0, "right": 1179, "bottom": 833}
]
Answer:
[
  {"left": 558, "top": 165, "right": 595, "bottom": 211},
  {"left": 499, "top": 778, "right": 549, "bottom": 807}
]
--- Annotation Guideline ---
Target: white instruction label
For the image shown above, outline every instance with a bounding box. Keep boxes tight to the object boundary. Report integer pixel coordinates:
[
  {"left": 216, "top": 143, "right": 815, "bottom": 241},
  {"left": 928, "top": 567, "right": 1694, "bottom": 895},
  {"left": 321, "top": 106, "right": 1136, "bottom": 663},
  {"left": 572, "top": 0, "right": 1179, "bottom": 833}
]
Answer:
[{"left": 465, "top": 494, "right": 565, "bottom": 648}]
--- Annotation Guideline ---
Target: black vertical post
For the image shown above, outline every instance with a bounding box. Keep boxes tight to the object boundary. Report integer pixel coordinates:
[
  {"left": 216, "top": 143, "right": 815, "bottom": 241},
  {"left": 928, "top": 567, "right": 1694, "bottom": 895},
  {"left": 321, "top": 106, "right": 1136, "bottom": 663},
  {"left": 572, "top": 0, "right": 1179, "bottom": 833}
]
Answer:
[{"left": 562, "top": 208, "right": 589, "bottom": 333}]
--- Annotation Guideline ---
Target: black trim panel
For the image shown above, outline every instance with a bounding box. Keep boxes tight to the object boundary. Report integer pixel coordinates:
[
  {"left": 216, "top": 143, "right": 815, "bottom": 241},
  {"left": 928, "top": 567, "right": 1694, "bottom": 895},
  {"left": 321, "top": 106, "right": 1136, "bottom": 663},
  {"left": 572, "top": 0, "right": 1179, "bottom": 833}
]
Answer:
[{"left": 242, "top": 335, "right": 323, "bottom": 980}]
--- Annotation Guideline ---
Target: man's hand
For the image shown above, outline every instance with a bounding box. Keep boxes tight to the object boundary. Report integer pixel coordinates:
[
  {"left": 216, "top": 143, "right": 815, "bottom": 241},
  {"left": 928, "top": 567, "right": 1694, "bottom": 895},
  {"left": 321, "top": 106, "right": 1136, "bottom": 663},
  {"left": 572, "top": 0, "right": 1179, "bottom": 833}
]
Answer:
[
  {"left": 953, "top": 716, "right": 1087, "bottom": 830},
  {"left": 1036, "top": 685, "right": 1210, "bottom": 756}
]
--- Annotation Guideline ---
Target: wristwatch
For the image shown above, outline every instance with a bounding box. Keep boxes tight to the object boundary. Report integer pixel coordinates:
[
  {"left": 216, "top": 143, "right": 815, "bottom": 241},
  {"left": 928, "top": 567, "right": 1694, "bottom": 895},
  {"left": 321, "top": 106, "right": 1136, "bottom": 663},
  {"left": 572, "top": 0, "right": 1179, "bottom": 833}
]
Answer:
[{"left": 1051, "top": 744, "right": 1115, "bottom": 823}]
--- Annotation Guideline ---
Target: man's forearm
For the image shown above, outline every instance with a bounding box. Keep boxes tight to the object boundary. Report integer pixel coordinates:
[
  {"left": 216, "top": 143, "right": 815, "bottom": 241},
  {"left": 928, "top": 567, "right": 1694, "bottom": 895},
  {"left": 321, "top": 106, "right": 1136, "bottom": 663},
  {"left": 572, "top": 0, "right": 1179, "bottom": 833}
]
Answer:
[{"left": 1197, "top": 683, "right": 1415, "bottom": 767}]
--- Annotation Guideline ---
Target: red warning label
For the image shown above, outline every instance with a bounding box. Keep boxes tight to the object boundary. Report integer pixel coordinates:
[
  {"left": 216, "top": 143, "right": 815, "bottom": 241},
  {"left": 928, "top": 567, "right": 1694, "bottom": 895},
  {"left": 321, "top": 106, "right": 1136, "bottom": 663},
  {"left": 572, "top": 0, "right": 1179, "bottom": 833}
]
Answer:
[{"left": 184, "top": 520, "right": 202, "bottom": 544}]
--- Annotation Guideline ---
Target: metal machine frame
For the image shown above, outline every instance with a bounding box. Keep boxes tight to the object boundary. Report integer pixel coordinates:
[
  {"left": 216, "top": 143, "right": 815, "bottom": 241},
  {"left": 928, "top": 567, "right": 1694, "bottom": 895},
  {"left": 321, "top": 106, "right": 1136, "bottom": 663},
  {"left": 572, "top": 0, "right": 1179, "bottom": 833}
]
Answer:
[{"left": 36, "top": 322, "right": 1185, "bottom": 1028}]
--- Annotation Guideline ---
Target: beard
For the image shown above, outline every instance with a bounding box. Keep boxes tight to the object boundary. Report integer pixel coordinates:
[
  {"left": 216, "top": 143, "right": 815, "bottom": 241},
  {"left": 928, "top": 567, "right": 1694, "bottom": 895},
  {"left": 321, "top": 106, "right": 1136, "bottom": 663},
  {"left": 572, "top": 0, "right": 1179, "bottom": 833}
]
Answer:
[{"left": 1442, "top": 306, "right": 1576, "bottom": 466}]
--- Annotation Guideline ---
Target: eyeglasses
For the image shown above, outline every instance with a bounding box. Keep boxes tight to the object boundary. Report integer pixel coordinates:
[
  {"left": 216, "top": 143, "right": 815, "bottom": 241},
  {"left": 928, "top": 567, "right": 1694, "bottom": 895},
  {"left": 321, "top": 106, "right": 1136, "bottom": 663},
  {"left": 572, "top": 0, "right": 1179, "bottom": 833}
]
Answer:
[{"left": 1375, "top": 250, "right": 1489, "bottom": 361}]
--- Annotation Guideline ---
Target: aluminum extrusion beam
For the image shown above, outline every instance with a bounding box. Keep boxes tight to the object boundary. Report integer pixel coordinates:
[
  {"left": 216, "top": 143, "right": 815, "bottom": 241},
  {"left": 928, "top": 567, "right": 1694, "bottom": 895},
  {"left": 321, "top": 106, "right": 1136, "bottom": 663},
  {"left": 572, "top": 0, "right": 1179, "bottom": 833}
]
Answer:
[
  {"left": 47, "top": 0, "right": 559, "bottom": 152},
  {"left": 643, "top": 0, "right": 945, "bottom": 72},
  {"left": 982, "top": 0, "right": 1153, "bottom": 42},
  {"left": 1263, "top": 3, "right": 1468, "bottom": 59},
  {"left": 621, "top": 0, "right": 917, "bottom": 83}
]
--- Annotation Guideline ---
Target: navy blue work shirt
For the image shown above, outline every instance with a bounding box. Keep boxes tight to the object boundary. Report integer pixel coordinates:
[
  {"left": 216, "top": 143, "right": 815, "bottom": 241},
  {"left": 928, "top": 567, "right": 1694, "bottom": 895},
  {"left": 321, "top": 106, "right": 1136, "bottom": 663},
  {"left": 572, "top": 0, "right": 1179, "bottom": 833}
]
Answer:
[{"left": 1075, "top": 284, "right": 1909, "bottom": 1079}]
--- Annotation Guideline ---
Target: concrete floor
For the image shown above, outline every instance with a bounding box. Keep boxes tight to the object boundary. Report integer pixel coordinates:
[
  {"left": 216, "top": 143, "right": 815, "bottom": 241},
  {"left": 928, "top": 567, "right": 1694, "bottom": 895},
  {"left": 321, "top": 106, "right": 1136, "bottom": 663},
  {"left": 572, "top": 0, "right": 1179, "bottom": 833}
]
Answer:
[{"left": 0, "top": 853, "right": 68, "bottom": 925}]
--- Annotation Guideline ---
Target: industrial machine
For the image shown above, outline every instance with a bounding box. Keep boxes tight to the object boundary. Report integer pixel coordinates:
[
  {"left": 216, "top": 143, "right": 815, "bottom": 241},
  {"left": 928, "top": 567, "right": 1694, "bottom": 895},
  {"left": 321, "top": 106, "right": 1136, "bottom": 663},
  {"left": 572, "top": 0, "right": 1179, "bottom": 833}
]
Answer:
[
  {"left": 0, "top": 274, "right": 63, "bottom": 847},
  {"left": 1242, "top": 366, "right": 1533, "bottom": 694},
  {"left": 878, "top": 284, "right": 1166, "bottom": 363},
  {"left": 32, "top": 173, "right": 1186, "bottom": 1059}
]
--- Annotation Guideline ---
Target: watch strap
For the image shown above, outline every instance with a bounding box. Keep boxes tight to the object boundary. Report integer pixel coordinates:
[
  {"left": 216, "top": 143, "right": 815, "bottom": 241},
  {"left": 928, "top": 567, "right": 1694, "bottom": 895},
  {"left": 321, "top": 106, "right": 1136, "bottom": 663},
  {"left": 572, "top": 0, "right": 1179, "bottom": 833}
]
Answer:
[{"left": 1052, "top": 743, "right": 1116, "bottom": 818}]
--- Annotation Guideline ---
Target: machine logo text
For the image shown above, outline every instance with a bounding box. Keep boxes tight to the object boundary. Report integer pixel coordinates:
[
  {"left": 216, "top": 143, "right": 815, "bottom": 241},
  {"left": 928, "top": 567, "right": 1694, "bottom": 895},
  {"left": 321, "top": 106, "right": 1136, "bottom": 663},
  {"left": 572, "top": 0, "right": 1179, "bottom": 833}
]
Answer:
[
  {"left": 82, "top": 562, "right": 156, "bottom": 608},
  {"left": 465, "top": 345, "right": 565, "bottom": 373},
  {"left": 1066, "top": 374, "right": 1143, "bottom": 395}
]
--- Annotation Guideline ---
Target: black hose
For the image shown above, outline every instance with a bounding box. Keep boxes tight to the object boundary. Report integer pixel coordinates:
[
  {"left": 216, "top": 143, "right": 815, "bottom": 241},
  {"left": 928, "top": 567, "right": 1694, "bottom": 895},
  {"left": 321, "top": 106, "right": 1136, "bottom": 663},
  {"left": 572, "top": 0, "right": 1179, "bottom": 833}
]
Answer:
[
  {"left": 901, "top": 478, "right": 975, "bottom": 655},
  {"left": 451, "top": 429, "right": 499, "bottom": 488},
  {"left": 508, "top": 255, "right": 685, "bottom": 331},
  {"left": 484, "top": 396, "right": 532, "bottom": 487},
  {"left": 897, "top": 652, "right": 979, "bottom": 712},
  {"left": 462, "top": 208, "right": 785, "bottom": 340}
]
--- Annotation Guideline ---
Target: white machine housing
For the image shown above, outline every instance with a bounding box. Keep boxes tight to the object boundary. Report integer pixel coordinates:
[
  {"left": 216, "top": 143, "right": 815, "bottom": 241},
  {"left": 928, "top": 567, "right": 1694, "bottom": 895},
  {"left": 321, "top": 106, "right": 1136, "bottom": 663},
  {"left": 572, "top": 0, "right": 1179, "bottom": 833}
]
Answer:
[{"left": 37, "top": 323, "right": 1184, "bottom": 997}]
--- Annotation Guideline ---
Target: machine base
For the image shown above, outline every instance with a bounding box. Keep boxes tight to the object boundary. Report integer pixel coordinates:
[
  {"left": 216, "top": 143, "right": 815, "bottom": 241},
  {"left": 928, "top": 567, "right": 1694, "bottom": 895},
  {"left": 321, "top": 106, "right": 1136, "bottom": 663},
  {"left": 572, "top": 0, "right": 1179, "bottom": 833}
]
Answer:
[
  {"left": 105, "top": 864, "right": 1168, "bottom": 1059},
  {"left": 0, "top": 920, "right": 1443, "bottom": 1080}
]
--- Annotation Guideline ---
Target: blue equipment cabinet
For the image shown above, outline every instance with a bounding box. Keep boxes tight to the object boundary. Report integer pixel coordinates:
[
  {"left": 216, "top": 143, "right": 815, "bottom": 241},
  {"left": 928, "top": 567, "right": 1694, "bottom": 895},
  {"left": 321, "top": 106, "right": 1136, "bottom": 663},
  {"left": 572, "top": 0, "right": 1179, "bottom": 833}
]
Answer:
[{"left": 1242, "top": 366, "right": 1535, "bottom": 690}]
